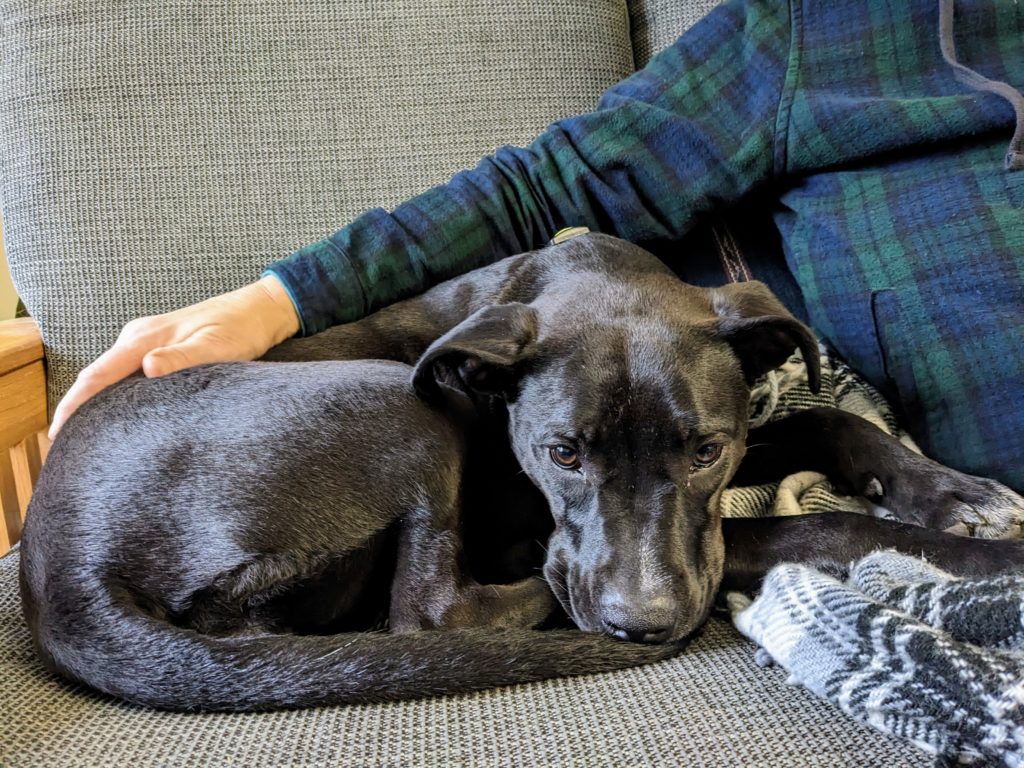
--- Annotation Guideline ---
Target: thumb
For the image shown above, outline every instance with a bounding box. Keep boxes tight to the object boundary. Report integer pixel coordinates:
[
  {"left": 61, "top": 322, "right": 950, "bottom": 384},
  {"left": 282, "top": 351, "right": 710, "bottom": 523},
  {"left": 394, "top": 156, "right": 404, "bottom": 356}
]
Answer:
[{"left": 142, "top": 344, "right": 203, "bottom": 378}]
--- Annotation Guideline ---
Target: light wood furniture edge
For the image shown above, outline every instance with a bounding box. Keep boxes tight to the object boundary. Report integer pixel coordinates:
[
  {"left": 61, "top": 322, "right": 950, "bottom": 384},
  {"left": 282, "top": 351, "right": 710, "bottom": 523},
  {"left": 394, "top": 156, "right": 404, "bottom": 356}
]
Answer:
[{"left": 0, "top": 317, "right": 49, "bottom": 555}]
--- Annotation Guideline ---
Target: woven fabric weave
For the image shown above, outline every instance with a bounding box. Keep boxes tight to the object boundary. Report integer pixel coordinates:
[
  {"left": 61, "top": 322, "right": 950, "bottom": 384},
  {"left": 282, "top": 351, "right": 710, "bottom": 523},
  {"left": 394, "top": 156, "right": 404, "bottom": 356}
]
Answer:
[
  {"left": 0, "top": 0, "right": 634, "bottom": 410},
  {"left": 628, "top": 0, "right": 720, "bottom": 67},
  {"left": 0, "top": 548, "right": 929, "bottom": 767}
]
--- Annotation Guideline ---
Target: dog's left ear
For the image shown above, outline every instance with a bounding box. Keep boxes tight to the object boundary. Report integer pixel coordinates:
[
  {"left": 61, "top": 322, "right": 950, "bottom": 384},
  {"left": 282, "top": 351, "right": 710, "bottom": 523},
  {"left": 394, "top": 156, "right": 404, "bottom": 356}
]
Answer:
[
  {"left": 412, "top": 302, "right": 539, "bottom": 402},
  {"left": 710, "top": 281, "right": 821, "bottom": 393}
]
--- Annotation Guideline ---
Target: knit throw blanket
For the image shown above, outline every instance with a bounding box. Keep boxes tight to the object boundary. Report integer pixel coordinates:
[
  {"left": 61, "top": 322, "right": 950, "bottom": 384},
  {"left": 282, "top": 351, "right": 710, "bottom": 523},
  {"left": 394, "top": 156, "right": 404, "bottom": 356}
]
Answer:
[
  {"left": 730, "top": 554, "right": 1024, "bottom": 766},
  {"left": 729, "top": 348, "right": 1024, "bottom": 765},
  {"left": 722, "top": 344, "right": 917, "bottom": 522}
]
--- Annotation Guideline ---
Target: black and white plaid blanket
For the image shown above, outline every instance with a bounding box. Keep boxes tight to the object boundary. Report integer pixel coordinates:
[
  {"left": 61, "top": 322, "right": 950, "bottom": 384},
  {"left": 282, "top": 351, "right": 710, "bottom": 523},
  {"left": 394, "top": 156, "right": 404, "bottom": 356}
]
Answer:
[
  {"left": 730, "top": 347, "right": 1024, "bottom": 766},
  {"left": 730, "top": 554, "right": 1024, "bottom": 766},
  {"left": 723, "top": 344, "right": 915, "bottom": 522}
]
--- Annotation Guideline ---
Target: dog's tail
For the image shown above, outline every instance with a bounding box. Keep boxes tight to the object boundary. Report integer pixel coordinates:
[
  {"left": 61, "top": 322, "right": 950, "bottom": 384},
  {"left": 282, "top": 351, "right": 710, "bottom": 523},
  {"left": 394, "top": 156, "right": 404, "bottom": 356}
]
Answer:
[{"left": 29, "top": 585, "right": 684, "bottom": 712}]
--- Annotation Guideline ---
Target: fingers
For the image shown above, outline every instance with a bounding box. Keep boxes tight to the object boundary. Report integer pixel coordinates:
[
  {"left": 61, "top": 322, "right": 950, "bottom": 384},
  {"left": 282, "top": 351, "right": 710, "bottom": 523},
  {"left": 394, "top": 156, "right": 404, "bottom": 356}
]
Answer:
[
  {"left": 142, "top": 345, "right": 197, "bottom": 378},
  {"left": 49, "top": 341, "right": 147, "bottom": 438},
  {"left": 50, "top": 314, "right": 184, "bottom": 437}
]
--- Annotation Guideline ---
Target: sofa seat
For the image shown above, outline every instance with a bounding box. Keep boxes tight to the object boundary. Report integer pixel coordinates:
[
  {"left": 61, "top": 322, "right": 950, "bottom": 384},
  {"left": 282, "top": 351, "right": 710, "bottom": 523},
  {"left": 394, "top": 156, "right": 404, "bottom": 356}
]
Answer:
[{"left": 0, "top": 548, "right": 929, "bottom": 766}]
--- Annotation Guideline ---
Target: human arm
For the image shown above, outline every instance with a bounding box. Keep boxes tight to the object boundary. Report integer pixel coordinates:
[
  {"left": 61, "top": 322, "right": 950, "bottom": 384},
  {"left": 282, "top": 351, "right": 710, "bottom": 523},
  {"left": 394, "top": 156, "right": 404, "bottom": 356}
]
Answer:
[{"left": 267, "top": 0, "right": 794, "bottom": 335}]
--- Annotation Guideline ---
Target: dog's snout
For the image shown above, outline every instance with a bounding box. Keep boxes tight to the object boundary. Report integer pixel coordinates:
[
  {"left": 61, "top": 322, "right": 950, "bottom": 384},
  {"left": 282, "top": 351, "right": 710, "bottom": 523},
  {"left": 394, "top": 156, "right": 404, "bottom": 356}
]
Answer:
[
  {"left": 603, "top": 619, "right": 673, "bottom": 644},
  {"left": 599, "top": 592, "right": 677, "bottom": 644}
]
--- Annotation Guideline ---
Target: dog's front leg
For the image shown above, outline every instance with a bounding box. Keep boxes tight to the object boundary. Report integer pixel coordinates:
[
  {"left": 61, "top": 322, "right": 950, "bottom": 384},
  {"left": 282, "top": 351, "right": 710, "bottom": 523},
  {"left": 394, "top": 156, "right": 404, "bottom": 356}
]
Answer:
[
  {"left": 734, "top": 407, "right": 1024, "bottom": 538},
  {"left": 389, "top": 494, "right": 555, "bottom": 633},
  {"left": 720, "top": 512, "right": 1024, "bottom": 594}
]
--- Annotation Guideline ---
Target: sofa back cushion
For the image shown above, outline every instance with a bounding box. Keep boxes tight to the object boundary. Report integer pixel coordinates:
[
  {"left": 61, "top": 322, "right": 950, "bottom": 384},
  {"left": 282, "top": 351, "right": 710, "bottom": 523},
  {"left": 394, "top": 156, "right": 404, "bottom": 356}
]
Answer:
[
  {"left": 628, "top": 0, "right": 721, "bottom": 67},
  {"left": 0, "top": 1, "right": 634, "bottom": 406}
]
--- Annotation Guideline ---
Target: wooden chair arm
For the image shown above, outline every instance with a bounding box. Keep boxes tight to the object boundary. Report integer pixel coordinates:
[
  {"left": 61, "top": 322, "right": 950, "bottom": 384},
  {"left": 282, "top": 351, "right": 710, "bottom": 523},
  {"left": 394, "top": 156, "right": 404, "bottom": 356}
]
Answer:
[{"left": 0, "top": 318, "right": 49, "bottom": 554}]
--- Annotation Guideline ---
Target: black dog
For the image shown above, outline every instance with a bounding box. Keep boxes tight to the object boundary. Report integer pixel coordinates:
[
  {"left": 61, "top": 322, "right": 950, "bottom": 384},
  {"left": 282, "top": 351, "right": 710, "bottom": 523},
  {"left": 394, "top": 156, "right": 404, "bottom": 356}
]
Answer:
[{"left": 20, "top": 234, "right": 1024, "bottom": 711}]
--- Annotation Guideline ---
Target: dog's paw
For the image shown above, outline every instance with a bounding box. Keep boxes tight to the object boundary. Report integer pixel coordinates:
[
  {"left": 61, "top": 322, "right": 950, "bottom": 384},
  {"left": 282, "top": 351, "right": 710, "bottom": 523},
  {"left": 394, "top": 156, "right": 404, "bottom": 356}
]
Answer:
[
  {"left": 469, "top": 577, "right": 558, "bottom": 630},
  {"left": 941, "top": 476, "right": 1024, "bottom": 539},
  {"left": 866, "top": 465, "right": 1024, "bottom": 540}
]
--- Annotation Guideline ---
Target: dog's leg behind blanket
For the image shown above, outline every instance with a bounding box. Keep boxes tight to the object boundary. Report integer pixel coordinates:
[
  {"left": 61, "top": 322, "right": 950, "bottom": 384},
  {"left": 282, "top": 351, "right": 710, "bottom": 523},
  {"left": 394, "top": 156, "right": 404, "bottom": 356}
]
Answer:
[{"left": 734, "top": 407, "right": 1024, "bottom": 538}]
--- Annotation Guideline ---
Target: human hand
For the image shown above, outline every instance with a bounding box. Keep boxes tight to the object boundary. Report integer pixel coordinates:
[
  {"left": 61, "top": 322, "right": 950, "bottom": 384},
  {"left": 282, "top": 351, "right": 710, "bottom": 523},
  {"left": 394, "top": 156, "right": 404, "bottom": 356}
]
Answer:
[{"left": 49, "top": 275, "right": 300, "bottom": 438}]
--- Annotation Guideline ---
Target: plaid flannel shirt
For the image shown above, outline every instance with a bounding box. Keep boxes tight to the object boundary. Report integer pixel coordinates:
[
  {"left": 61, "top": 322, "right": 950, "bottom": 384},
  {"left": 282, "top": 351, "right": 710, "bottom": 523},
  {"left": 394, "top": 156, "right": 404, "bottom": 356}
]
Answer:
[{"left": 267, "top": 0, "right": 1024, "bottom": 491}]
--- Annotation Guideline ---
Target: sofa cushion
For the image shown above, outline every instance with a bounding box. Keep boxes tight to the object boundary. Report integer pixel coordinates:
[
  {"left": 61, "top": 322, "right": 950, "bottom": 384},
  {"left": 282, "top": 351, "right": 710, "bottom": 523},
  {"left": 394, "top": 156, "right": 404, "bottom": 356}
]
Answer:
[
  {"left": 0, "top": 548, "right": 929, "bottom": 766},
  {"left": 628, "top": 0, "right": 721, "bottom": 67},
  {"left": 0, "top": 0, "right": 635, "bottom": 408}
]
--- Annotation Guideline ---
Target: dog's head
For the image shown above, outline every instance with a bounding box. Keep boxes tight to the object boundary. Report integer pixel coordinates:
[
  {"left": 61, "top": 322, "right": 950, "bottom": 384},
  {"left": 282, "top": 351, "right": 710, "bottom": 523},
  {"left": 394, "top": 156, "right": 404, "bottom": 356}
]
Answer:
[{"left": 412, "top": 235, "right": 819, "bottom": 643}]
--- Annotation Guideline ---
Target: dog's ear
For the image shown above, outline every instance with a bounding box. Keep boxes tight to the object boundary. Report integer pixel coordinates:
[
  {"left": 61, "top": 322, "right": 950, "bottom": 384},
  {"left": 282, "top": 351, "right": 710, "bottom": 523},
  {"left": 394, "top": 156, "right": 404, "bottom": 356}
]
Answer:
[
  {"left": 710, "top": 281, "right": 821, "bottom": 393},
  {"left": 412, "top": 302, "right": 539, "bottom": 402}
]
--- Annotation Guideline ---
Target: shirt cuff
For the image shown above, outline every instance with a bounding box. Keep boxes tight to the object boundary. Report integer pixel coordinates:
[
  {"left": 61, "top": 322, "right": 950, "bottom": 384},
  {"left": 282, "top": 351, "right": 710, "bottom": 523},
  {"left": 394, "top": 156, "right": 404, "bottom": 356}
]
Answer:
[{"left": 262, "top": 237, "right": 368, "bottom": 337}]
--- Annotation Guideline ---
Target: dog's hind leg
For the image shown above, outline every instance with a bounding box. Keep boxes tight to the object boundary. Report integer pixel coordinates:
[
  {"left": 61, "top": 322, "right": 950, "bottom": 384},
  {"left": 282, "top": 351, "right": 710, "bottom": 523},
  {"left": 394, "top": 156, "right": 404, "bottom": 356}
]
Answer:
[
  {"left": 178, "top": 534, "right": 396, "bottom": 636},
  {"left": 734, "top": 407, "right": 1024, "bottom": 538},
  {"left": 388, "top": 486, "right": 555, "bottom": 633}
]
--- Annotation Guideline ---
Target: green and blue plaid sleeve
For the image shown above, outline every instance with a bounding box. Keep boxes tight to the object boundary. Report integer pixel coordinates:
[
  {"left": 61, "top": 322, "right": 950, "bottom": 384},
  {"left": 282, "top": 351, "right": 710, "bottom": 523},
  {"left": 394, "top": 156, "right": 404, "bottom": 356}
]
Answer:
[{"left": 265, "top": 0, "right": 793, "bottom": 335}]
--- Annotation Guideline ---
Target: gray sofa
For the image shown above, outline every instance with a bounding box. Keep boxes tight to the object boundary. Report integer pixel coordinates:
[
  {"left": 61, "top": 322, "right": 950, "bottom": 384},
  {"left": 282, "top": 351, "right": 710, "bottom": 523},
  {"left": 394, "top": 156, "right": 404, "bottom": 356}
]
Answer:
[{"left": 0, "top": 2, "right": 930, "bottom": 765}]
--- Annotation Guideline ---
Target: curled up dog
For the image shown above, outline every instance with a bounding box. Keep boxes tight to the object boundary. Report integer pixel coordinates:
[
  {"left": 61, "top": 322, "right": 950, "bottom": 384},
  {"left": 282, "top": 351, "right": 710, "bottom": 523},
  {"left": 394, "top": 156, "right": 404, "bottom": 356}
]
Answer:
[{"left": 20, "top": 234, "right": 1024, "bottom": 711}]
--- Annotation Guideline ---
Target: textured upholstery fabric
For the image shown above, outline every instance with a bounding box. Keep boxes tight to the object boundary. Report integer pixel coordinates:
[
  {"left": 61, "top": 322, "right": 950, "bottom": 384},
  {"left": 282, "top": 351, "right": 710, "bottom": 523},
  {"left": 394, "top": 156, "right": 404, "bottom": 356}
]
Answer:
[
  {"left": 0, "top": 549, "right": 929, "bottom": 767},
  {"left": 628, "top": 0, "right": 721, "bottom": 67},
  {"left": 0, "top": 0, "right": 634, "bottom": 409}
]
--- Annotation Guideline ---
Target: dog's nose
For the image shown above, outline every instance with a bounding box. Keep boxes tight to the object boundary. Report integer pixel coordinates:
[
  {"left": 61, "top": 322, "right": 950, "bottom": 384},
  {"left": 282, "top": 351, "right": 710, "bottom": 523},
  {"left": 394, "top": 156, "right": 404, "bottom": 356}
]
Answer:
[
  {"left": 599, "top": 593, "right": 677, "bottom": 644},
  {"left": 602, "top": 619, "right": 673, "bottom": 644}
]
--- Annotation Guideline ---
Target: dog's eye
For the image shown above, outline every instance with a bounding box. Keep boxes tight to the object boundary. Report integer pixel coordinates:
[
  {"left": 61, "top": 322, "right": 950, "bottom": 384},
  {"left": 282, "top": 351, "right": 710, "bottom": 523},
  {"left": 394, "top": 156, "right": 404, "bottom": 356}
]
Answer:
[
  {"left": 550, "top": 445, "right": 581, "bottom": 470},
  {"left": 692, "top": 443, "right": 723, "bottom": 469}
]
